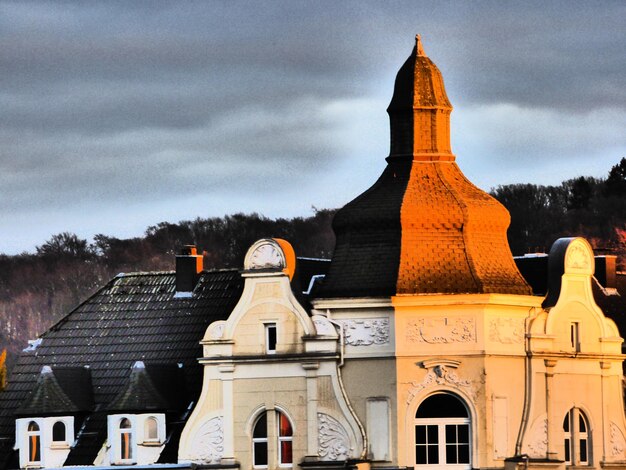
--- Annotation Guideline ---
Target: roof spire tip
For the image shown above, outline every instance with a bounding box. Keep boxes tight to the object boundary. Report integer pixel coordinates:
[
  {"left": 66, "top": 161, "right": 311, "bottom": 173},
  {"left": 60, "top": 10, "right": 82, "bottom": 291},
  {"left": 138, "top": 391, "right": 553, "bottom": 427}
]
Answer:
[{"left": 416, "top": 34, "right": 425, "bottom": 56}]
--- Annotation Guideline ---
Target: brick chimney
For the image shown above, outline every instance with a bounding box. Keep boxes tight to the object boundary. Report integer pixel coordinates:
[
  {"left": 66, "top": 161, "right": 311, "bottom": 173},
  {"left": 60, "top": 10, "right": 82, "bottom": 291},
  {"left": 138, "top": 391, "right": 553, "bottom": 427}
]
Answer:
[{"left": 175, "top": 245, "right": 203, "bottom": 295}]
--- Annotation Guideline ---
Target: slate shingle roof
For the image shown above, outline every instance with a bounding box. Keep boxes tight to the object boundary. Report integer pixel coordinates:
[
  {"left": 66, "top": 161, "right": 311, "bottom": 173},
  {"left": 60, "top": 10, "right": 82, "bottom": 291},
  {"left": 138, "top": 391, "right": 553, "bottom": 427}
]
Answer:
[
  {"left": 0, "top": 269, "right": 244, "bottom": 469},
  {"left": 318, "top": 37, "right": 530, "bottom": 298}
]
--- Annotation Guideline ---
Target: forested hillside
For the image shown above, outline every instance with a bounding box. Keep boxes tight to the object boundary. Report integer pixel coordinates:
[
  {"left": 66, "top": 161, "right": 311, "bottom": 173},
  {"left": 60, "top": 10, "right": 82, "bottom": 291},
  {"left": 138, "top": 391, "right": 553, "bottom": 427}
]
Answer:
[
  {"left": 1, "top": 158, "right": 624, "bottom": 370},
  {"left": 491, "top": 158, "right": 626, "bottom": 262}
]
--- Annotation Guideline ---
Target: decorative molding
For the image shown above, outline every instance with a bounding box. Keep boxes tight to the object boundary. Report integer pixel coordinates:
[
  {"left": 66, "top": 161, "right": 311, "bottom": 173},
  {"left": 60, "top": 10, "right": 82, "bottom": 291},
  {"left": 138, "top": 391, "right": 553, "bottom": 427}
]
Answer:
[
  {"left": 318, "top": 413, "right": 351, "bottom": 461},
  {"left": 489, "top": 318, "right": 524, "bottom": 344},
  {"left": 247, "top": 243, "right": 284, "bottom": 270},
  {"left": 406, "top": 364, "right": 474, "bottom": 404},
  {"left": 566, "top": 243, "right": 590, "bottom": 271},
  {"left": 610, "top": 422, "right": 626, "bottom": 457},
  {"left": 312, "top": 315, "right": 337, "bottom": 336},
  {"left": 525, "top": 417, "right": 547, "bottom": 458},
  {"left": 189, "top": 416, "right": 224, "bottom": 464},
  {"left": 207, "top": 321, "right": 225, "bottom": 340},
  {"left": 340, "top": 318, "right": 389, "bottom": 346},
  {"left": 407, "top": 317, "right": 476, "bottom": 343}
]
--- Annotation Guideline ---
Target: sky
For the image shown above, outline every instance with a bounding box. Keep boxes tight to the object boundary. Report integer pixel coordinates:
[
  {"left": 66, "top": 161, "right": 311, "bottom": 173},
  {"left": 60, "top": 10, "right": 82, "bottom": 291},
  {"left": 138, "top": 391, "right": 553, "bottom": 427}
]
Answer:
[{"left": 1, "top": 1, "right": 625, "bottom": 255}]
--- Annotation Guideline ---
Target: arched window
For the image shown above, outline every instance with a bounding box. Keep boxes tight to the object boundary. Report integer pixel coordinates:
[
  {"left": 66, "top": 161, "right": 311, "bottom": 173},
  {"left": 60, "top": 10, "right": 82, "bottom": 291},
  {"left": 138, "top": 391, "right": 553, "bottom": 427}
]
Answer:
[
  {"left": 252, "top": 412, "right": 268, "bottom": 468},
  {"left": 52, "top": 421, "right": 66, "bottom": 443},
  {"left": 277, "top": 411, "right": 293, "bottom": 466},
  {"left": 563, "top": 408, "right": 590, "bottom": 465},
  {"left": 145, "top": 416, "right": 158, "bottom": 442},
  {"left": 252, "top": 409, "right": 294, "bottom": 468},
  {"left": 414, "top": 393, "right": 471, "bottom": 468},
  {"left": 119, "top": 418, "right": 133, "bottom": 461},
  {"left": 26, "top": 421, "right": 41, "bottom": 464}
]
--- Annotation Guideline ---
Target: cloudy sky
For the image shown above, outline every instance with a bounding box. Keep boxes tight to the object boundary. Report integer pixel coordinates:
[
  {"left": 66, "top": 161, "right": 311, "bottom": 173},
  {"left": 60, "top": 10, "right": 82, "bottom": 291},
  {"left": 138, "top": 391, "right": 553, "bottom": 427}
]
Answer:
[{"left": 1, "top": 1, "right": 625, "bottom": 254}]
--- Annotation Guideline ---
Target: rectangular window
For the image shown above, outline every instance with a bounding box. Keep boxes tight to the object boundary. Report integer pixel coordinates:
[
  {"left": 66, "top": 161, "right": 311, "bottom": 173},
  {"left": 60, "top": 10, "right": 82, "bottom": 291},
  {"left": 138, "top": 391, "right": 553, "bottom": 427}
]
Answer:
[
  {"left": 570, "top": 322, "right": 580, "bottom": 351},
  {"left": 266, "top": 324, "right": 277, "bottom": 354}
]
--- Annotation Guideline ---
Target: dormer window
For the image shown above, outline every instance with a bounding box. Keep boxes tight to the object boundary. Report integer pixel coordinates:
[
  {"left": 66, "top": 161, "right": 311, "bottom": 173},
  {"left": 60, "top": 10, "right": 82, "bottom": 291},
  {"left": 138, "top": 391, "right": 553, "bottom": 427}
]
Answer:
[
  {"left": 52, "top": 421, "right": 66, "bottom": 445},
  {"left": 26, "top": 421, "right": 41, "bottom": 465},
  {"left": 144, "top": 416, "right": 159, "bottom": 442},
  {"left": 119, "top": 418, "right": 133, "bottom": 461},
  {"left": 265, "top": 324, "right": 277, "bottom": 354}
]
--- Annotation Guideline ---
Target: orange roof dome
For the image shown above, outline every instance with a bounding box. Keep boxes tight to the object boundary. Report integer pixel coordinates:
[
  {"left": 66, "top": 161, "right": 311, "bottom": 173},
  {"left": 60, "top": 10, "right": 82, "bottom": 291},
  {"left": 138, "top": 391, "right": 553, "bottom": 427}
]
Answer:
[{"left": 319, "top": 36, "right": 530, "bottom": 298}]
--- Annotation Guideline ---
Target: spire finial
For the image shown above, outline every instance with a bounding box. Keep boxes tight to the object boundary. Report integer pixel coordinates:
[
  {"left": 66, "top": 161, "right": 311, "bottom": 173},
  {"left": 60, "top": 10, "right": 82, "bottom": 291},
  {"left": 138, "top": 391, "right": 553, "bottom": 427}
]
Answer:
[{"left": 416, "top": 34, "right": 425, "bottom": 56}]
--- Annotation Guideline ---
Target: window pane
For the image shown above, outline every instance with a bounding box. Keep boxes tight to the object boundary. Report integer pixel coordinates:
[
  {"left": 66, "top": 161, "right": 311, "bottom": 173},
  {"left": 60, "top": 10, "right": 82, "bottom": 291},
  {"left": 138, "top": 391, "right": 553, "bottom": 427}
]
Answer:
[
  {"left": 121, "top": 431, "right": 132, "bottom": 459},
  {"left": 427, "top": 444, "right": 439, "bottom": 464},
  {"left": 563, "top": 414, "right": 569, "bottom": 432},
  {"left": 280, "top": 441, "right": 293, "bottom": 464},
  {"left": 53, "top": 421, "right": 66, "bottom": 442},
  {"left": 29, "top": 435, "right": 40, "bottom": 462},
  {"left": 458, "top": 444, "right": 470, "bottom": 463},
  {"left": 253, "top": 413, "right": 267, "bottom": 438},
  {"left": 416, "top": 445, "right": 427, "bottom": 464},
  {"left": 427, "top": 425, "right": 438, "bottom": 443},
  {"left": 415, "top": 393, "right": 468, "bottom": 418},
  {"left": 446, "top": 444, "right": 458, "bottom": 463},
  {"left": 415, "top": 425, "right": 426, "bottom": 443},
  {"left": 145, "top": 417, "right": 158, "bottom": 440},
  {"left": 446, "top": 424, "right": 457, "bottom": 443},
  {"left": 27, "top": 421, "right": 39, "bottom": 432},
  {"left": 564, "top": 439, "right": 570, "bottom": 462},
  {"left": 579, "top": 414, "right": 586, "bottom": 432},
  {"left": 580, "top": 439, "right": 588, "bottom": 462},
  {"left": 278, "top": 412, "right": 292, "bottom": 437},
  {"left": 458, "top": 424, "right": 469, "bottom": 443},
  {"left": 120, "top": 418, "right": 131, "bottom": 429},
  {"left": 254, "top": 441, "right": 268, "bottom": 466}
]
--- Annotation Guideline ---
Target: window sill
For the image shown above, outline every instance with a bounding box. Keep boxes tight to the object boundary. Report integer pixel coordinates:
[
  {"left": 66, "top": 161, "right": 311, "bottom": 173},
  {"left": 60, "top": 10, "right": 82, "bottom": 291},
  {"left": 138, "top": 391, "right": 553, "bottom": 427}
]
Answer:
[
  {"left": 50, "top": 443, "right": 70, "bottom": 449},
  {"left": 141, "top": 440, "right": 163, "bottom": 447}
]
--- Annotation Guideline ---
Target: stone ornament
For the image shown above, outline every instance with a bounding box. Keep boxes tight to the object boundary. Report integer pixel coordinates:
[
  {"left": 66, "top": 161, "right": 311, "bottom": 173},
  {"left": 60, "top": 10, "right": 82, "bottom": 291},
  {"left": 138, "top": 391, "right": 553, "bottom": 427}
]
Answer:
[
  {"left": 564, "top": 238, "right": 594, "bottom": 275},
  {"left": 206, "top": 321, "right": 225, "bottom": 340},
  {"left": 188, "top": 416, "right": 224, "bottom": 464},
  {"left": 318, "top": 413, "right": 352, "bottom": 461},
  {"left": 246, "top": 242, "right": 285, "bottom": 270},
  {"left": 311, "top": 315, "right": 337, "bottom": 336},
  {"left": 610, "top": 422, "right": 626, "bottom": 457},
  {"left": 339, "top": 318, "right": 389, "bottom": 346},
  {"left": 406, "top": 363, "right": 474, "bottom": 404},
  {"left": 489, "top": 318, "right": 524, "bottom": 344},
  {"left": 407, "top": 317, "right": 476, "bottom": 343}
]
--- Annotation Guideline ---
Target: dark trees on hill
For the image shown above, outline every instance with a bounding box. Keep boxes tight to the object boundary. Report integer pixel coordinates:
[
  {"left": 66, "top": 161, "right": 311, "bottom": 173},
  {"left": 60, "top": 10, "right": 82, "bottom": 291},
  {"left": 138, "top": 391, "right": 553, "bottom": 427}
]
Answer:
[{"left": 491, "top": 158, "right": 626, "bottom": 266}]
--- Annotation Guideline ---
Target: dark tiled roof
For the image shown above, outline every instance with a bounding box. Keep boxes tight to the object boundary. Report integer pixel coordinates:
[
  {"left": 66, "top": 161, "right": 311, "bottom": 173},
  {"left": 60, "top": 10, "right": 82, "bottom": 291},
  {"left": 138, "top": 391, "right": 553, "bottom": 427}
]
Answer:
[
  {"left": 317, "top": 161, "right": 410, "bottom": 298},
  {"left": 0, "top": 269, "right": 243, "bottom": 469},
  {"left": 15, "top": 366, "right": 88, "bottom": 417},
  {"left": 107, "top": 362, "right": 186, "bottom": 413}
]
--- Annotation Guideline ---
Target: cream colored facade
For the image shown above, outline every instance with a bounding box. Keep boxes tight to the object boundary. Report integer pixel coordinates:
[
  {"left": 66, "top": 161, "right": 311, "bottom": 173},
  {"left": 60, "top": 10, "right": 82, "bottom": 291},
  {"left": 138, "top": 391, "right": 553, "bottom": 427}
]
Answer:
[{"left": 181, "top": 237, "right": 626, "bottom": 470}]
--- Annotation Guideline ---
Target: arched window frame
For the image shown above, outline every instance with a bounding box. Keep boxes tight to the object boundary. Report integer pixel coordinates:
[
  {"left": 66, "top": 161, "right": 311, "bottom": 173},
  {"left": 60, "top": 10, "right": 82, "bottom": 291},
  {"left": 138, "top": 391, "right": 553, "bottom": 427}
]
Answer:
[
  {"left": 144, "top": 416, "right": 159, "bottom": 443},
  {"left": 276, "top": 409, "right": 293, "bottom": 467},
  {"left": 250, "top": 407, "right": 295, "bottom": 469},
  {"left": 252, "top": 411, "right": 269, "bottom": 468},
  {"left": 26, "top": 421, "right": 42, "bottom": 465},
  {"left": 52, "top": 420, "right": 67, "bottom": 444},
  {"left": 413, "top": 392, "right": 472, "bottom": 469},
  {"left": 119, "top": 417, "right": 134, "bottom": 462},
  {"left": 563, "top": 408, "right": 590, "bottom": 465}
]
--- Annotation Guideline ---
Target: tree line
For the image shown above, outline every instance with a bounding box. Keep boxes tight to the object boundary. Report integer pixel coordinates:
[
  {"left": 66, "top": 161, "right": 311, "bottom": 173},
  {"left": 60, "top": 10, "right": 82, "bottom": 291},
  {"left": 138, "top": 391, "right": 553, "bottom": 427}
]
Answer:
[
  {"left": 490, "top": 157, "right": 626, "bottom": 261},
  {"left": 0, "top": 158, "right": 624, "bottom": 371}
]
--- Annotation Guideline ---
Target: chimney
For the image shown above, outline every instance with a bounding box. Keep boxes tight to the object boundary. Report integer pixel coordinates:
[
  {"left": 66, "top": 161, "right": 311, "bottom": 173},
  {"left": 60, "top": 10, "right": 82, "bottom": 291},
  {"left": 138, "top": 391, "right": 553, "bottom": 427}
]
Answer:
[
  {"left": 175, "top": 245, "right": 203, "bottom": 295},
  {"left": 594, "top": 255, "right": 617, "bottom": 289}
]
